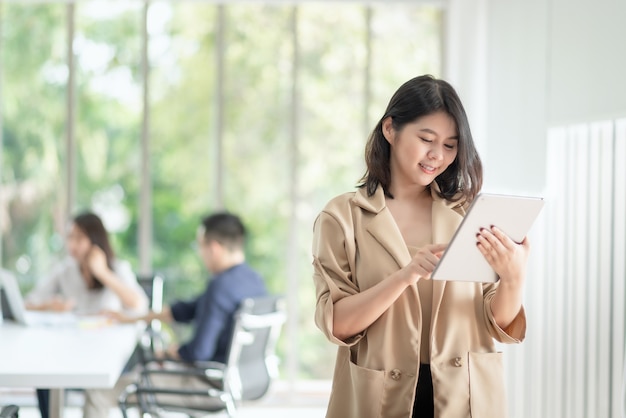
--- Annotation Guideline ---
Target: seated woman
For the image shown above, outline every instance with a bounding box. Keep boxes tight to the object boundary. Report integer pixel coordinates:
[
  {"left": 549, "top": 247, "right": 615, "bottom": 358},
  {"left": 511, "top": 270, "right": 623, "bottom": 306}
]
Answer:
[{"left": 25, "top": 211, "right": 148, "bottom": 418}]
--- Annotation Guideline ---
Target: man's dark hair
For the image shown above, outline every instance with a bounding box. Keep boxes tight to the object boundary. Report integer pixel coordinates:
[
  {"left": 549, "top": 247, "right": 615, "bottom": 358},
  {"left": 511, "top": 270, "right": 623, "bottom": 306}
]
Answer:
[{"left": 201, "top": 212, "right": 246, "bottom": 251}]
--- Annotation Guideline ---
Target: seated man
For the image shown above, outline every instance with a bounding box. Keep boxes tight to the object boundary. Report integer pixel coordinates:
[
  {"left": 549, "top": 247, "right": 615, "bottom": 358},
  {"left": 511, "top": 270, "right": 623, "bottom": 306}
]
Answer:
[{"left": 85, "top": 212, "right": 268, "bottom": 418}]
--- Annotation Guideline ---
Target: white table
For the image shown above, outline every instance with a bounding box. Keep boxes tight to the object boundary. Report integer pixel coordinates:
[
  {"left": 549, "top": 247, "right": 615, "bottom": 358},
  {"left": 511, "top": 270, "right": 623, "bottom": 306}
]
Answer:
[{"left": 0, "top": 320, "right": 141, "bottom": 418}]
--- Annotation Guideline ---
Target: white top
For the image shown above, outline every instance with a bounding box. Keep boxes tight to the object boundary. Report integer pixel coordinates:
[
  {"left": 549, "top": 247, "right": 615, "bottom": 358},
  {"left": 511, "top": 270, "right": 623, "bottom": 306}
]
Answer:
[{"left": 25, "top": 257, "right": 148, "bottom": 315}]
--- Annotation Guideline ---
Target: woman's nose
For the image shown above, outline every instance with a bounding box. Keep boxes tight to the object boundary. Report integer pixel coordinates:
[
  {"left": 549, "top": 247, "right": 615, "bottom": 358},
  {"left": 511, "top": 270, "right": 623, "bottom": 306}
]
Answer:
[{"left": 428, "top": 146, "right": 444, "bottom": 160}]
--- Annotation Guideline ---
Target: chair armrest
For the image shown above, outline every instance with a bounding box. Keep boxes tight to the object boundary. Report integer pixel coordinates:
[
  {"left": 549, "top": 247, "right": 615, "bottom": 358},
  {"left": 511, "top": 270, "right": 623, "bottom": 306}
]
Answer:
[
  {"left": 140, "top": 360, "right": 226, "bottom": 381},
  {"left": 141, "top": 368, "right": 211, "bottom": 379},
  {"left": 141, "top": 357, "right": 185, "bottom": 367},
  {"left": 134, "top": 386, "right": 224, "bottom": 398},
  {"left": 192, "top": 360, "right": 226, "bottom": 370},
  {"left": 142, "top": 358, "right": 226, "bottom": 372}
]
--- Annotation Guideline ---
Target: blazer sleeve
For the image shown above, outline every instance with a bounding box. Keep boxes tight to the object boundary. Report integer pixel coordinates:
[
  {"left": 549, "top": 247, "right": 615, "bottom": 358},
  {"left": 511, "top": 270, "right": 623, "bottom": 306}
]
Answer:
[
  {"left": 312, "top": 210, "right": 363, "bottom": 347},
  {"left": 482, "top": 282, "right": 527, "bottom": 343}
]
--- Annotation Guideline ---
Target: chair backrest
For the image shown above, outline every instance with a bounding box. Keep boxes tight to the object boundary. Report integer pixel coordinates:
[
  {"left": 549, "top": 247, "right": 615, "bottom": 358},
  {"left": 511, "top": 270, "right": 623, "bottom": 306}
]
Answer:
[
  {"left": 0, "top": 405, "right": 19, "bottom": 418},
  {"left": 136, "top": 274, "right": 164, "bottom": 313},
  {"left": 224, "top": 295, "right": 286, "bottom": 402},
  {"left": 135, "top": 273, "right": 166, "bottom": 356}
]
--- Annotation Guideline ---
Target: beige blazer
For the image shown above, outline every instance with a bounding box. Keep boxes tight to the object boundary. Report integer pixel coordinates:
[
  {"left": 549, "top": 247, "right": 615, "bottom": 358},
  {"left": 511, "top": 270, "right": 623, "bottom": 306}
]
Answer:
[{"left": 312, "top": 185, "right": 526, "bottom": 418}]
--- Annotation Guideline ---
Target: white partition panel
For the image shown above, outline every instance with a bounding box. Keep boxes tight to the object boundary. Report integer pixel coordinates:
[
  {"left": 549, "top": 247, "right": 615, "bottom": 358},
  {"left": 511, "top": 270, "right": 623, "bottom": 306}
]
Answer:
[
  {"left": 585, "top": 124, "right": 601, "bottom": 418},
  {"left": 523, "top": 203, "right": 547, "bottom": 418},
  {"left": 594, "top": 121, "right": 615, "bottom": 417},
  {"left": 611, "top": 119, "right": 626, "bottom": 418},
  {"left": 561, "top": 129, "right": 573, "bottom": 417},
  {"left": 567, "top": 124, "right": 590, "bottom": 417},
  {"left": 544, "top": 127, "right": 568, "bottom": 418}
]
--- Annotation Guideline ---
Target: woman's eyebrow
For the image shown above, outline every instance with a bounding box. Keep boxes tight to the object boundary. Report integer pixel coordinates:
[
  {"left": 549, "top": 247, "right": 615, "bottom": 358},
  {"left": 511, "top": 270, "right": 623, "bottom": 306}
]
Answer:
[{"left": 419, "top": 128, "right": 459, "bottom": 140}]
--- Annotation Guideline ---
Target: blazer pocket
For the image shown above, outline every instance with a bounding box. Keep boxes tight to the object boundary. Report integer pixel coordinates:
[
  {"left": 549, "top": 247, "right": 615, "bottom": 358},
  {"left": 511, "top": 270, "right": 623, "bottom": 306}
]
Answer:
[
  {"left": 468, "top": 352, "right": 508, "bottom": 418},
  {"left": 346, "top": 359, "right": 385, "bottom": 418}
]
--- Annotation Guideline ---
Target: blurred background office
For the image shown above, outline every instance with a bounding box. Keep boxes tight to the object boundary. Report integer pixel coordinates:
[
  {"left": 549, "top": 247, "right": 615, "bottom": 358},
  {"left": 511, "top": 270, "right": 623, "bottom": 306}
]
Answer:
[{"left": 0, "top": 1, "right": 624, "bottom": 418}]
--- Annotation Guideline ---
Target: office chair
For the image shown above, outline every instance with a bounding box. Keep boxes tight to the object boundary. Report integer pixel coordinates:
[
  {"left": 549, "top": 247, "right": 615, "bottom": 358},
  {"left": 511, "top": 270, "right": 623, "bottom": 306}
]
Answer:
[
  {"left": 136, "top": 274, "right": 165, "bottom": 314},
  {"left": 135, "top": 273, "right": 166, "bottom": 357},
  {"left": 0, "top": 405, "right": 19, "bottom": 418},
  {"left": 118, "top": 295, "right": 287, "bottom": 418}
]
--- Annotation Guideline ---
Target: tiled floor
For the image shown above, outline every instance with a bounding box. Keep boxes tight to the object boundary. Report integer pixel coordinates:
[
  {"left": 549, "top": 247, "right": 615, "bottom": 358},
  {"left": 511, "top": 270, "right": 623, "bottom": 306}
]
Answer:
[{"left": 1, "top": 381, "right": 330, "bottom": 418}]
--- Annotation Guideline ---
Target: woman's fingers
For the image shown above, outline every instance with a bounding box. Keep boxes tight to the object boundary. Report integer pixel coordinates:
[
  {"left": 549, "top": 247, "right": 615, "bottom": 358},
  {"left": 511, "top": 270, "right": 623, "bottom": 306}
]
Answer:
[
  {"left": 489, "top": 226, "right": 517, "bottom": 250},
  {"left": 417, "top": 243, "right": 447, "bottom": 266},
  {"left": 427, "top": 243, "right": 448, "bottom": 257},
  {"left": 477, "top": 227, "right": 512, "bottom": 257},
  {"left": 404, "top": 243, "right": 450, "bottom": 283},
  {"left": 476, "top": 227, "right": 530, "bottom": 280}
]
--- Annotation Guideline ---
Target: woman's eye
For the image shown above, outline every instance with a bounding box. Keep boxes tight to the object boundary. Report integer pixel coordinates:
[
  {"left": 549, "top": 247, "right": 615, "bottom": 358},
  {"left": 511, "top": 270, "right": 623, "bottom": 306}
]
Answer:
[
  {"left": 420, "top": 137, "right": 432, "bottom": 143},
  {"left": 444, "top": 144, "right": 456, "bottom": 150}
]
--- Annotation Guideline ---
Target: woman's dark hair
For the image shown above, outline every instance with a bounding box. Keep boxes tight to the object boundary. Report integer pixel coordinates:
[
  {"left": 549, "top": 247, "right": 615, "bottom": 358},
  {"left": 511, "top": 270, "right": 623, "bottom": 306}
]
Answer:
[
  {"left": 200, "top": 212, "right": 246, "bottom": 252},
  {"left": 73, "top": 212, "right": 115, "bottom": 290},
  {"left": 359, "top": 74, "right": 482, "bottom": 203}
]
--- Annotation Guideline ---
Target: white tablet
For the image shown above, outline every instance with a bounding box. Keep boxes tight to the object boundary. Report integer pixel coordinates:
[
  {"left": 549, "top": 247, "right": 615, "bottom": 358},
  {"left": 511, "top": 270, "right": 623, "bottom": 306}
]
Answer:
[{"left": 431, "top": 193, "right": 544, "bottom": 283}]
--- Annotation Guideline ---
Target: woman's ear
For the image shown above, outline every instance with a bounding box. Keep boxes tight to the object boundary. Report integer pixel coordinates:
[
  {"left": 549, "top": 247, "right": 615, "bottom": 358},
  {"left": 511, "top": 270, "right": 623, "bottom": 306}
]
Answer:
[{"left": 382, "top": 116, "right": 394, "bottom": 144}]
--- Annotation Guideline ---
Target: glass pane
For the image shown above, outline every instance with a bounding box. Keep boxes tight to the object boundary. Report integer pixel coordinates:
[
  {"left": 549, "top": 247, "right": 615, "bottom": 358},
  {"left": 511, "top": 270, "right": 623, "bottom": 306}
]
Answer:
[
  {"left": 1, "top": 4, "right": 67, "bottom": 291},
  {"left": 74, "top": 1, "right": 143, "bottom": 267},
  {"left": 148, "top": 1, "right": 218, "bottom": 297}
]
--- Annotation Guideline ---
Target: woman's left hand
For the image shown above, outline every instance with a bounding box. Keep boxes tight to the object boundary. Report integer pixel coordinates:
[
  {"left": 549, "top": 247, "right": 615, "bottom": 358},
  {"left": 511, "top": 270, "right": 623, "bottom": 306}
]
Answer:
[
  {"left": 86, "top": 245, "right": 110, "bottom": 279},
  {"left": 476, "top": 226, "right": 530, "bottom": 285}
]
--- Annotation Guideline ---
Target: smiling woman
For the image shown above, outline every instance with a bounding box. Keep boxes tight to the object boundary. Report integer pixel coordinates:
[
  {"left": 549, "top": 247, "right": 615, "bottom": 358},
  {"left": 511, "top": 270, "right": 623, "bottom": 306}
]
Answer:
[{"left": 312, "top": 75, "right": 528, "bottom": 418}]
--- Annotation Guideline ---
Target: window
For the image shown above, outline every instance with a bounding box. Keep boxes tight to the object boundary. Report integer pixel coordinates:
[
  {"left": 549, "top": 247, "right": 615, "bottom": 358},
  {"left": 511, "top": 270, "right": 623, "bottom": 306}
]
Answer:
[{"left": 0, "top": 0, "right": 442, "bottom": 380}]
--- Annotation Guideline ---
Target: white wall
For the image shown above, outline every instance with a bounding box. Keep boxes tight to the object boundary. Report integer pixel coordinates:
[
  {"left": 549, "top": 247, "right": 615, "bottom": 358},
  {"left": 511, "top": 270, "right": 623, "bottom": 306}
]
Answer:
[
  {"left": 447, "top": 0, "right": 626, "bottom": 417},
  {"left": 548, "top": 0, "right": 626, "bottom": 125},
  {"left": 482, "top": 0, "right": 626, "bottom": 195},
  {"left": 484, "top": 0, "right": 550, "bottom": 195},
  {"left": 443, "top": 0, "right": 489, "bottom": 157}
]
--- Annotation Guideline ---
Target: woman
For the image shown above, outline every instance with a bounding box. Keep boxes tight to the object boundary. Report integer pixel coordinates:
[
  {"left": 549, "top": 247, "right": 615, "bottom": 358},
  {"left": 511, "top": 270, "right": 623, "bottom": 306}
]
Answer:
[
  {"left": 26, "top": 212, "right": 147, "bottom": 314},
  {"left": 25, "top": 211, "right": 148, "bottom": 418},
  {"left": 312, "top": 75, "right": 529, "bottom": 418}
]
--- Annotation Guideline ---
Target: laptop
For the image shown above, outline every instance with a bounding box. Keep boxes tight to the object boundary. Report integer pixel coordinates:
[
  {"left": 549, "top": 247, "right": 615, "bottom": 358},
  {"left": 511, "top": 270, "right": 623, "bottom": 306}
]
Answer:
[
  {"left": 0, "top": 269, "right": 77, "bottom": 327},
  {"left": 430, "top": 193, "right": 544, "bottom": 283}
]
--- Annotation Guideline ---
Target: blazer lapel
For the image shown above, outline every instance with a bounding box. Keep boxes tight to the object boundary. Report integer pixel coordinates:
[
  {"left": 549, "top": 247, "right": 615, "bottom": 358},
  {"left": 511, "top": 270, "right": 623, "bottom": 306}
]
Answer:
[
  {"left": 354, "top": 186, "right": 411, "bottom": 269},
  {"left": 366, "top": 209, "right": 412, "bottom": 269}
]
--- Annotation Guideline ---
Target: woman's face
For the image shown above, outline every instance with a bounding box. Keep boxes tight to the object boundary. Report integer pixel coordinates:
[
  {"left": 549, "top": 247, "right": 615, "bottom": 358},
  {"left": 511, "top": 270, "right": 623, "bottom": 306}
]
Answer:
[
  {"left": 384, "top": 111, "right": 459, "bottom": 190},
  {"left": 66, "top": 223, "right": 92, "bottom": 261}
]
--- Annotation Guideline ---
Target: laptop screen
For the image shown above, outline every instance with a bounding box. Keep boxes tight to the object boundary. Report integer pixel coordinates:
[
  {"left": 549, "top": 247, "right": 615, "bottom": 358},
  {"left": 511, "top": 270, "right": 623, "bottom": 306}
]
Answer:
[
  {"left": 0, "top": 270, "right": 27, "bottom": 324},
  {"left": 1, "top": 286, "right": 16, "bottom": 320}
]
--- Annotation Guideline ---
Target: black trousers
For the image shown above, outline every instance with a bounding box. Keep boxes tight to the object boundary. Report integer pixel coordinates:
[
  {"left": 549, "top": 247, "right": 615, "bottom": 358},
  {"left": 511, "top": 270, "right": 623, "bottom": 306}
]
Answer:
[
  {"left": 36, "top": 389, "right": 49, "bottom": 418},
  {"left": 412, "top": 364, "right": 434, "bottom": 418}
]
